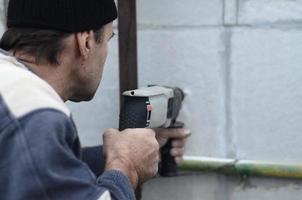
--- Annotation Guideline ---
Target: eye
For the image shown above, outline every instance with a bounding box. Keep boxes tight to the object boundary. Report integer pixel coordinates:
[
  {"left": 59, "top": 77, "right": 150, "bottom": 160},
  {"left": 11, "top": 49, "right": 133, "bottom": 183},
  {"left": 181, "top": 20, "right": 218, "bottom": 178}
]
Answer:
[{"left": 109, "top": 32, "right": 116, "bottom": 41}]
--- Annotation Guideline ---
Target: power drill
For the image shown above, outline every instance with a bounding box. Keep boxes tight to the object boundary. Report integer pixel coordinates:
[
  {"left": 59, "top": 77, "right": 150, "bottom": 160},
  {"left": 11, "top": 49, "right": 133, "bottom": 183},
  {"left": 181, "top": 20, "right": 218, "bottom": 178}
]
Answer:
[{"left": 119, "top": 85, "right": 185, "bottom": 177}]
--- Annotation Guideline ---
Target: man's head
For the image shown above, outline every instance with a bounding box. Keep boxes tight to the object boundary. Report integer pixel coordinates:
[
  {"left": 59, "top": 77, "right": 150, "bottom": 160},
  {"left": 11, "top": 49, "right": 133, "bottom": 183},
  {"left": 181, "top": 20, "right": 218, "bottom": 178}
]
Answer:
[
  {"left": 67, "top": 22, "right": 115, "bottom": 102},
  {"left": 0, "top": 0, "right": 117, "bottom": 102}
]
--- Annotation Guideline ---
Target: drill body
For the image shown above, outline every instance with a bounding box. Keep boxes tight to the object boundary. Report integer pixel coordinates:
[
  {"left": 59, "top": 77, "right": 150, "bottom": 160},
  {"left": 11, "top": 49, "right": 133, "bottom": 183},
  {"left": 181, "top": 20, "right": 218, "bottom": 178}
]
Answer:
[{"left": 119, "top": 85, "right": 185, "bottom": 177}]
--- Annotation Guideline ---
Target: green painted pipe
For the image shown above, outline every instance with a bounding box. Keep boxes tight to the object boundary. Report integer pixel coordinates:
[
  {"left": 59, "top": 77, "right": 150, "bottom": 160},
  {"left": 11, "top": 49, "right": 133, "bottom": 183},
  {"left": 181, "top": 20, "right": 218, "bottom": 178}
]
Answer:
[{"left": 178, "top": 156, "right": 302, "bottom": 179}]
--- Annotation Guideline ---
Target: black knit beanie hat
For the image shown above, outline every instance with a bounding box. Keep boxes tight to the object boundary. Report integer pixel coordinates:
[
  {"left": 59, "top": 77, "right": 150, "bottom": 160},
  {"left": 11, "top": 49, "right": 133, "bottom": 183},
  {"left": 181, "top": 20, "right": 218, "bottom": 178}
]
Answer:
[{"left": 7, "top": 0, "right": 117, "bottom": 33}]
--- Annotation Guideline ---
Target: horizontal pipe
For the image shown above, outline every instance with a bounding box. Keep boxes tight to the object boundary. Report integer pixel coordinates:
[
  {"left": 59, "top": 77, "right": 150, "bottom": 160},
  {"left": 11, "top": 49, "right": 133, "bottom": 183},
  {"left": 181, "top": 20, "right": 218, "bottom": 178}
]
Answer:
[{"left": 178, "top": 156, "right": 302, "bottom": 179}]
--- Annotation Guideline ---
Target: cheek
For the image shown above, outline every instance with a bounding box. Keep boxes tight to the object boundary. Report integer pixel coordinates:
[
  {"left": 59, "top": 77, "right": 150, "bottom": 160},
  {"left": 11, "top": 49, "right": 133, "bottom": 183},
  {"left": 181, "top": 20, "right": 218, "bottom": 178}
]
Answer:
[
  {"left": 98, "top": 45, "right": 108, "bottom": 71},
  {"left": 101, "top": 44, "right": 108, "bottom": 64},
  {"left": 95, "top": 44, "right": 108, "bottom": 80}
]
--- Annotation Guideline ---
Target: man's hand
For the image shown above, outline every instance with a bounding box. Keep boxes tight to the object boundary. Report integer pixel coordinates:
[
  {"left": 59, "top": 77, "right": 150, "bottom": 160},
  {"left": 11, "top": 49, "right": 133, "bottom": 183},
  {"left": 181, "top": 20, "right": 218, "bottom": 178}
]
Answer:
[
  {"left": 103, "top": 128, "right": 160, "bottom": 189},
  {"left": 155, "top": 128, "right": 191, "bottom": 164}
]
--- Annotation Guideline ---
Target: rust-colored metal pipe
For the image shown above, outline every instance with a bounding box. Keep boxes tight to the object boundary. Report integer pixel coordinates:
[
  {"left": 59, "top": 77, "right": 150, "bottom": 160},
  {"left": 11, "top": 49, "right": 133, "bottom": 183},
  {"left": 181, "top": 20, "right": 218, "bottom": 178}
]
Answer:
[{"left": 117, "top": 0, "right": 138, "bottom": 104}]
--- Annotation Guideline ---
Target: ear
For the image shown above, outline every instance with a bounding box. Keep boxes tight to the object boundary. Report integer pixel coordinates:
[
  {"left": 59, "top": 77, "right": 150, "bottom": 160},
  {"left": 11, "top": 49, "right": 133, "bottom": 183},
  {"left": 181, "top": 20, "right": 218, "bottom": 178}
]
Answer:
[{"left": 75, "top": 31, "right": 94, "bottom": 60}]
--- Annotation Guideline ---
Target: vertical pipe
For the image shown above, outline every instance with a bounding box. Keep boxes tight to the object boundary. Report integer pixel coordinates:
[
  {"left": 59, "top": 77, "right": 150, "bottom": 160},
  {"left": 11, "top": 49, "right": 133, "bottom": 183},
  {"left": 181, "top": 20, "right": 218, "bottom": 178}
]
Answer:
[
  {"left": 117, "top": 1, "right": 141, "bottom": 199},
  {"left": 117, "top": 0, "right": 138, "bottom": 104},
  {"left": 4, "top": 0, "right": 9, "bottom": 24}
]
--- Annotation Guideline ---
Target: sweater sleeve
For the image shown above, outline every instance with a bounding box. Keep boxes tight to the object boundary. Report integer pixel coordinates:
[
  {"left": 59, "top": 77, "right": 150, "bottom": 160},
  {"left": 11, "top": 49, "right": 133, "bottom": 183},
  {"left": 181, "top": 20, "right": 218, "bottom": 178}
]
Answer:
[
  {"left": 82, "top": 146, "right": 105, "bottom": 177},
  {"left": 17, "top": 109, "right": 135, "bottom": 200}
]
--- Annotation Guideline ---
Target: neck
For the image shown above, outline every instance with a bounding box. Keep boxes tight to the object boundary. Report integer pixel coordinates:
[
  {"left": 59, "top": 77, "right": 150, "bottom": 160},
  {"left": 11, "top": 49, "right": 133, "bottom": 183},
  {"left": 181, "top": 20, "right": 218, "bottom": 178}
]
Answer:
[{"left": 14, "top": 53, "right": 73, "bottom": 102}]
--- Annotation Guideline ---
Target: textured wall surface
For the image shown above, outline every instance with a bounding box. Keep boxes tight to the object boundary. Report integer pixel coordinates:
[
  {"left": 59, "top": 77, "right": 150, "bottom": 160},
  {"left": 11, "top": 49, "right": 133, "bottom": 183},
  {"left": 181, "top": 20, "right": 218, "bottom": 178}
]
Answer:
[
  {"left": 2, "top": 0, "right": 302, "bottom": 199},
  {"left": 137, "top": 0, "right": 302, "bottom": 199},
  {"left": 138, "top": 29, "right": 227, "bottom": 158}
]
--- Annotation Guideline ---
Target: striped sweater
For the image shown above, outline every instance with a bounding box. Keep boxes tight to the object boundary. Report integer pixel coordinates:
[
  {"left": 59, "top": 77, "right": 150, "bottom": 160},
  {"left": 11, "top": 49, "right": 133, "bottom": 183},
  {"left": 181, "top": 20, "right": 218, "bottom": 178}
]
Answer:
[{"left": 0, "top": 49, "right": 135, "bottom": 200}]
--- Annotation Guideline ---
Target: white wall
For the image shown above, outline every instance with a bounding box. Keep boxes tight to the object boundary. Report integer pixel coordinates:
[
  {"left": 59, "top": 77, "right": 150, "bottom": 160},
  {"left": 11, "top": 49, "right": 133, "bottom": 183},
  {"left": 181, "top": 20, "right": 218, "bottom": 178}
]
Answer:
[
  {"left": 2, "top": 0, "right": 302, "bottom": 199},
  {"left": 137, "top": 0, "right": 302, "bottom": 199}
]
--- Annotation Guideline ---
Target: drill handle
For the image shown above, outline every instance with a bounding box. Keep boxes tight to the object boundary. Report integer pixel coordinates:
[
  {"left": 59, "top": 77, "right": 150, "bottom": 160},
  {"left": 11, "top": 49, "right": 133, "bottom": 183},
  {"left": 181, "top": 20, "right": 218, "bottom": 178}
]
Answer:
[{"left": 159, "top": 121, "right": 184, "bottom": 177}]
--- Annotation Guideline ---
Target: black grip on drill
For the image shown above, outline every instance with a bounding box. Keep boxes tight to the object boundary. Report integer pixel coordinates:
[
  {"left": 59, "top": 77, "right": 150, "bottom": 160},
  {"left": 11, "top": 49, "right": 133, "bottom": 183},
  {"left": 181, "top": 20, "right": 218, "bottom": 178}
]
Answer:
[
  {"left": 159, "top": 121, "right": 184, "bottom": 177},
  {"left": 119, "top": 96, "right": 149, "bottom": 200},
  {"left": 119, "top": 96, "right": 149, "bottom": 131},
  {"left": 159, "top": 139, "right": 177, "bottom": 177}
]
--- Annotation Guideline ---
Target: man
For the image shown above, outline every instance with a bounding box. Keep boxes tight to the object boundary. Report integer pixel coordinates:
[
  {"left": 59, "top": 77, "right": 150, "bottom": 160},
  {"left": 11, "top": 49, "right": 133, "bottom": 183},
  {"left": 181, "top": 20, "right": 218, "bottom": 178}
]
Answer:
[{"left": 0, "top": 0, "right": 190, "bottom": 200}]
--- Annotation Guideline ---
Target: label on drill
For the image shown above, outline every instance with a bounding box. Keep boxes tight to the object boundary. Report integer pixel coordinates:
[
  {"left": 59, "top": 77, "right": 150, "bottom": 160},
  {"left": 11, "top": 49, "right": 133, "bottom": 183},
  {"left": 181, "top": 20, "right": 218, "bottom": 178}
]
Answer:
[{"left": 146, "top": 100, "right": 152, "bottom": 127}]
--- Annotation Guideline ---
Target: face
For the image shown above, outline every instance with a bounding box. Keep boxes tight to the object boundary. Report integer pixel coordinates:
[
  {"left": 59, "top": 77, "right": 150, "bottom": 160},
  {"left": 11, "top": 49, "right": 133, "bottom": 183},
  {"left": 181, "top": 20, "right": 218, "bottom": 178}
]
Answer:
[{"left": 70, "top": 22, "right": 114, "bottom": 102}]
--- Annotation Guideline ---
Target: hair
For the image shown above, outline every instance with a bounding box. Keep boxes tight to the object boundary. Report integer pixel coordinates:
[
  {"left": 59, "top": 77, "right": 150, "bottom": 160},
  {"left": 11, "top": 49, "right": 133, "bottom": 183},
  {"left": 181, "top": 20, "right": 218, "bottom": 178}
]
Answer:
[{"left": 0, "top": 27, "right": 104, "bottom": 65}]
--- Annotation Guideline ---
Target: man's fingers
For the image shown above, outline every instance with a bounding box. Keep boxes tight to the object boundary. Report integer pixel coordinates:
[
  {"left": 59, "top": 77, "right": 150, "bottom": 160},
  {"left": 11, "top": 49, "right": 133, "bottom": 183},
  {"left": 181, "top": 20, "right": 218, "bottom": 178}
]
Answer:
[
  {"left": 174, "top": 157, "right": 184, "bottom": 165},
  {"left": 170, "top": 147, "right": 185, "bottom": 157},
  {"left": 158, "top": 128, "right": 191, "bottom": 139},
  {"left": 172, "top": 139, "right": 186, "bottom": 148}
]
